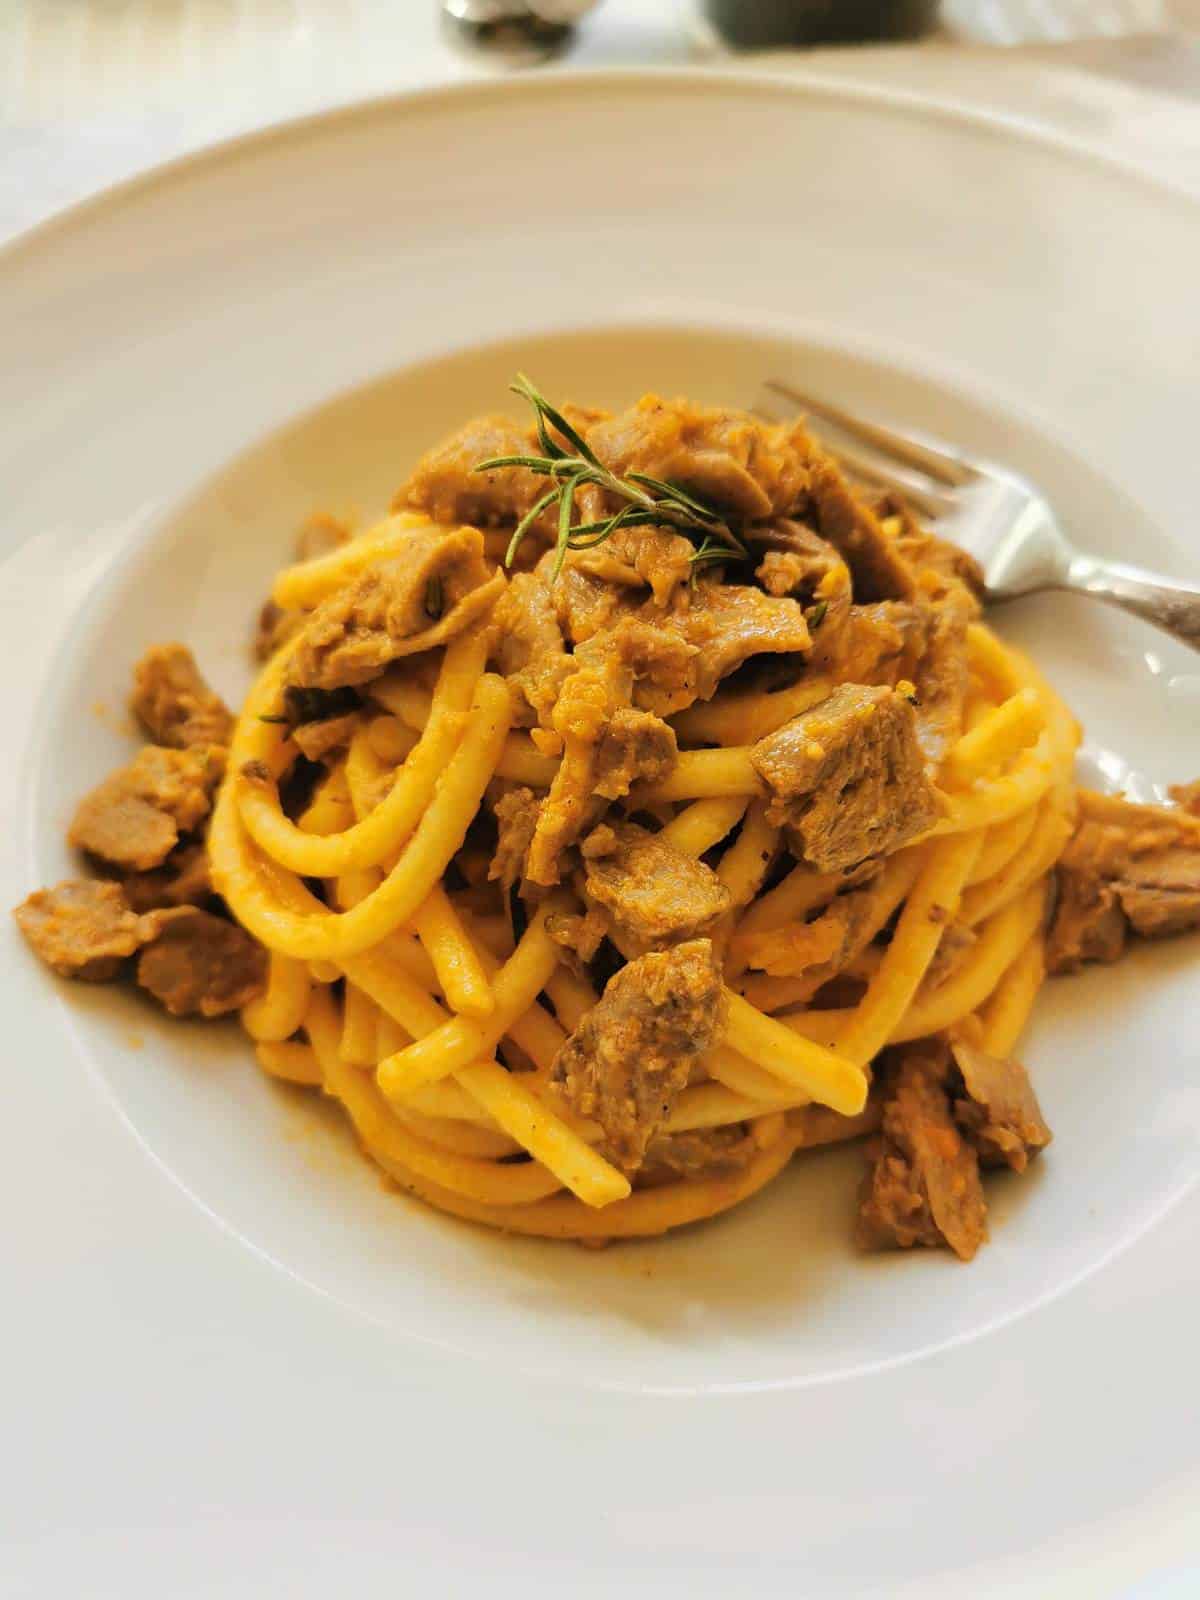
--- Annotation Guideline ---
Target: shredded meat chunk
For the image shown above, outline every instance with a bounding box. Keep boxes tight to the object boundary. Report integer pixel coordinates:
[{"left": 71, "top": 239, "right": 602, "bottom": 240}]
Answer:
[
  {"left": 751, "top": 520, "right": 852, "bottom": 634},
  {"left": 593, "top": 708, "right": 677, "bottom": 799},
  {"left": 582, "top": 396, "right": 814, "bottom": 521},
  {"left": 878, "top": 494, "right": 985, "bottom": 605},
  {"left": 581, "top": 822, "right": 731, "bottom": 953},
  {"left": 120, "top": 842, "right": 213, "bottom": 914},
  {"left": 14, "top": 879, "right": 154, "bottom": 980},
  {"left": 751, "top": 684, "right": 939, "bottom": 872},
  {"left": 555, "top": 580, "right": 812, "bottom": 720},
  {"left": 291, "top": 712, "right": 360, "bottom": 764},
  {"left": 136, "top": 907, "right": 267, "bottom": 1017},
  {"left": 524, "top": 643, "right": 678, "bottom": 887},
  {"left": 819, "top": 599, "right": 928, "bottom": 684},
  {"left": 739, "top": 870, "right": 890, "bottom": 1001},
  {"left": 641, "top": 1125, "right": 757, "bottom": 1182},
  {"left": 489, "top": 787, "right": 539, "bottom": 891},
  {"left": 254, "top": 599, "right": 303, "bottom": 662},
  {"left": 856, "top": 1046, "right": 988, "bottom": 1261},
  {"left": 399, "top": 414, "right": 549, "bottom": 527},
  {"left": 920, "top": 922, "right": 977, "bottom": 992},
  {"left": 1047, "top": 792, "right": 1200, "bottom": 973},
  {"left": 1170, "top": 780, "right": 1200, "bottom": 817},
  {"left": 288, "top": 524, "right": 503, "bottom": 690},
  {"left": 951, "top": 1041, "right": 1052, "bottom": 1173},
  {"left": 130, "top": 644, "right": 234, "bottom": 750},
  {"left": 570, "top": 526, "right": 694, "bottom": 607},
  {"left": 546, "top": 907, "right": 609, "bottom": 966},
  {"left": 69, "top": 746, "right": 224, "bottom": 872},
  {"left": 552, "top": 939, "right": 725, "bottom": 1174},
  {"left": 910, "top": 591, "right": 972, "bottom": 766},
  {"left": 491, "top": 571, "right": 573, "bottom": 728},
  {"left": 808, "top": 454, "right": 917, "bottom": 602},
  {"left": 667, "top": 582, "right": 812, "bottom": 705}
]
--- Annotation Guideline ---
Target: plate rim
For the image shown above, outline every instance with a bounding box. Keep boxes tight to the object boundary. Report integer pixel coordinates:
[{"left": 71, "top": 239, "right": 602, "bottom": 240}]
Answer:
[{"left": 2, "top": 62, "right": 1198, "bottom": 281}]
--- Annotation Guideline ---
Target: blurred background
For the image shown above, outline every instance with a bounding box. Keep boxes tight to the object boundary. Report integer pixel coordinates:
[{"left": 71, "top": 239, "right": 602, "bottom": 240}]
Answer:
[{"left": 2, "top": 0, "right": 1198, "bottom": 238}]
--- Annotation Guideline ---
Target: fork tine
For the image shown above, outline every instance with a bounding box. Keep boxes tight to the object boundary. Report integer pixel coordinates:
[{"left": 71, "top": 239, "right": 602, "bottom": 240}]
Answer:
[
  {"left": 821, "top": 440, "right": 956, "bottom": 521},
  {"left": 765, "top": 379, "right": 976, "bottom": 488}
]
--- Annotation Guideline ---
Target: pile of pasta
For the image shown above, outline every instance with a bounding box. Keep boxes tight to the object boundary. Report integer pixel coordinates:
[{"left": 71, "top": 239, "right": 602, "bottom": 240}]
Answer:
[{"left": 210, "top": 515, "right": 1079, "bottom": 1241}]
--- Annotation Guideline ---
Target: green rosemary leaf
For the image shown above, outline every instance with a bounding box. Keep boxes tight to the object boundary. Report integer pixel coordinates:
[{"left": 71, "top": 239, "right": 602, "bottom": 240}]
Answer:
[
  {"left": 475, "top": 453, "right": 565, "bottom": 474},
  {"left": 513, "top": 372, "right": 601, "bottom": 469},
  {"left": 807, "top": 599, "right": 829, "bottom": 630},
  {"left": 505, "top": 485, "right": 560, "bottom": 569},
  {"left": 551, "top": 472, "right": 580, "bottom": 580},
  {"left": 565, "top": 505, "right": 657, "bottom": 542},
  {"left": 625, "top": 471, "right": 722, "bottom": 524}
]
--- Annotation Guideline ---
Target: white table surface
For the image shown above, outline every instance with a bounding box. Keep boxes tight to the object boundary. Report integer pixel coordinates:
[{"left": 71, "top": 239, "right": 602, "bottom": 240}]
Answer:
[{"left": 2, "top": 0, "right": 1200, "bottom": 244}]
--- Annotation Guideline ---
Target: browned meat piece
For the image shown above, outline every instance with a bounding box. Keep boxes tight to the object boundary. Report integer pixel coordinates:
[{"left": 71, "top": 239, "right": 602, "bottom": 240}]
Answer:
[
  {"left": 491, "top": 571, "right": 573, "bottom": 728},
  {"left": 254, "top": 599, "right": 303, "bottom": 663},
  {"left": 593, "top": 617, "right": 698, "bottom": 718},
  {"left": 582, "top": 396, "right": 815, "bottom": 521},
  {"left": 1047, "top": 793, "right": 1200, "bottom": 973},
  {"left": 856, "top": 1046, "right": 988, "bottom": 1261},
  {"left": 911, "top": 591, "right": 972, "bottom": 767},
  {"left": 669, "top": 582, "right": 812, "bottom": 704},
  {"left": 920, "top": 922, "right": 977, "bottom": 990},
  {"left": 546, "top": 907, "right": 609, "bottom": 965},
  {"left": 120, "top": 842, "right": 213, "bottom": 914},
  {"left": 524, "top": 646, "right": 628, "bottom": 887},
  {"left": 488, "top": 786, "right": 539, "bottom": 891},
  {"left": 550, "top": 558, "right": 633, "bottom": 646},
  {"left": 136, "top": 907, "right": 267, "bottom": 1017},
  {"left": 751, "top": 518, "right": 851, "bottom": 611},
  {"left": 581, "top": 822, "right": 731, "bottom": 953},
  {"left": 398, "top": 414, "right": 548, "bottom": 528},
  {"left": 751, "top": 685, "right": 940, "bottom": 873},
  {"left": 818, "top": 600, "right": 929, "bottom": 684},
  {"left": 130, "top": 644, "right": 234, "bottom": 750},
  {"left": 69, "top": 746, "right": 224, "bottom": 872},
  {"left": 640, "top": 1125, "right": 757, "bottom": 1183},
  {"left": 1170, "top": 780, "right": 1200, "bottom": 817},
  {"left": 738, "top": 869, "right": 888, "bottom": 1002},
  {"left": 14, "top": 879, "right": 154, "bottom": 980},
  {"left": 1116, "top": 851, "right": 1200, "bottom": 935},
  {"left": 551, "top": 938, "right": 726, "bottom": 1174},
  {"left": 951, "top": 1041, "right": 1052, "bottom": 1173},
  {"left": 288, "top": 524, "right": 503, "bottom": 690},
  {"left": 875, "top": 493, "right": 985, "bottom": 606},
  {"left": 570, "top": 526, "right": 694, "bottom": 608},
  {"left": 291, "top": 712, "right": 359, "bottom": 763},
  {"left": 808, "top": 453, "right": 917, "bottom": 602},
  {"left": 593, "top": 708, "right": 677, "bottom": 799},
  {"left": 522, "top": 639, "right": 678, "bottom": 887}
]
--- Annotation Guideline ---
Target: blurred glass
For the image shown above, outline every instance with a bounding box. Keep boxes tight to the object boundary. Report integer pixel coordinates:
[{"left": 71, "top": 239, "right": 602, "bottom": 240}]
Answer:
[{"left": 699, "top": 0, "right": 942, "bottom": 48}]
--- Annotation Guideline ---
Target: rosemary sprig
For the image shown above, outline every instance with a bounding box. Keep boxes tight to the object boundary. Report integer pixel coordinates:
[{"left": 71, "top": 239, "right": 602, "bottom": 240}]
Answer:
[{"left": 477, "top": 373, "right": 749, "bottom": 580}]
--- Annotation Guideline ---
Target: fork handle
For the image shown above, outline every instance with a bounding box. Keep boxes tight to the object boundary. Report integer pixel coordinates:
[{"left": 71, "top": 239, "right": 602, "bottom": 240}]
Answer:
[{"left": 1064, "top": 554, "right": 1200, "bottom": 654}]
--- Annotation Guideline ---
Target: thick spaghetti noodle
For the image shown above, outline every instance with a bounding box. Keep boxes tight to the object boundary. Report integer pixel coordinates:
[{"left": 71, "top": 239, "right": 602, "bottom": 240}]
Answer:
[{"left": 17, "top": 385, "right": 1200, "bottom": 1263}]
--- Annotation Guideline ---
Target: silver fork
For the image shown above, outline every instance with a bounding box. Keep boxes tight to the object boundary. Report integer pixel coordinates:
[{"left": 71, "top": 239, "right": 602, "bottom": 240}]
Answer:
[{"left": 762, "top": 379, "right": 1200, "bottom": 653}]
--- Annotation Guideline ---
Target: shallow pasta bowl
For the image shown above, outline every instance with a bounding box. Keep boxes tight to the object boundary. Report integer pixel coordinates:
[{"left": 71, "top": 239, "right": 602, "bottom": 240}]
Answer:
[{"left": 1, "top": 69, "right": 1199, "bottom": 1598}]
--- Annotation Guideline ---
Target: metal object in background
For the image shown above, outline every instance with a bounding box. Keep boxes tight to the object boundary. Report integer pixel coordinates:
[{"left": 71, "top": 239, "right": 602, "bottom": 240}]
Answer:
[
  {"left": 699, "top": 0, "right": 941, "bottom": 49},
  {"left": 441, "top": 0, "right": 599, "bottom": 64}
]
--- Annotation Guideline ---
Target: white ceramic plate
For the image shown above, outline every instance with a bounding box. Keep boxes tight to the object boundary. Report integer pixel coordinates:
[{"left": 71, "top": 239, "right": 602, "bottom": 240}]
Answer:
[{"left": 2, "top": 71, "right": 1198, "bottom": 1598}]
